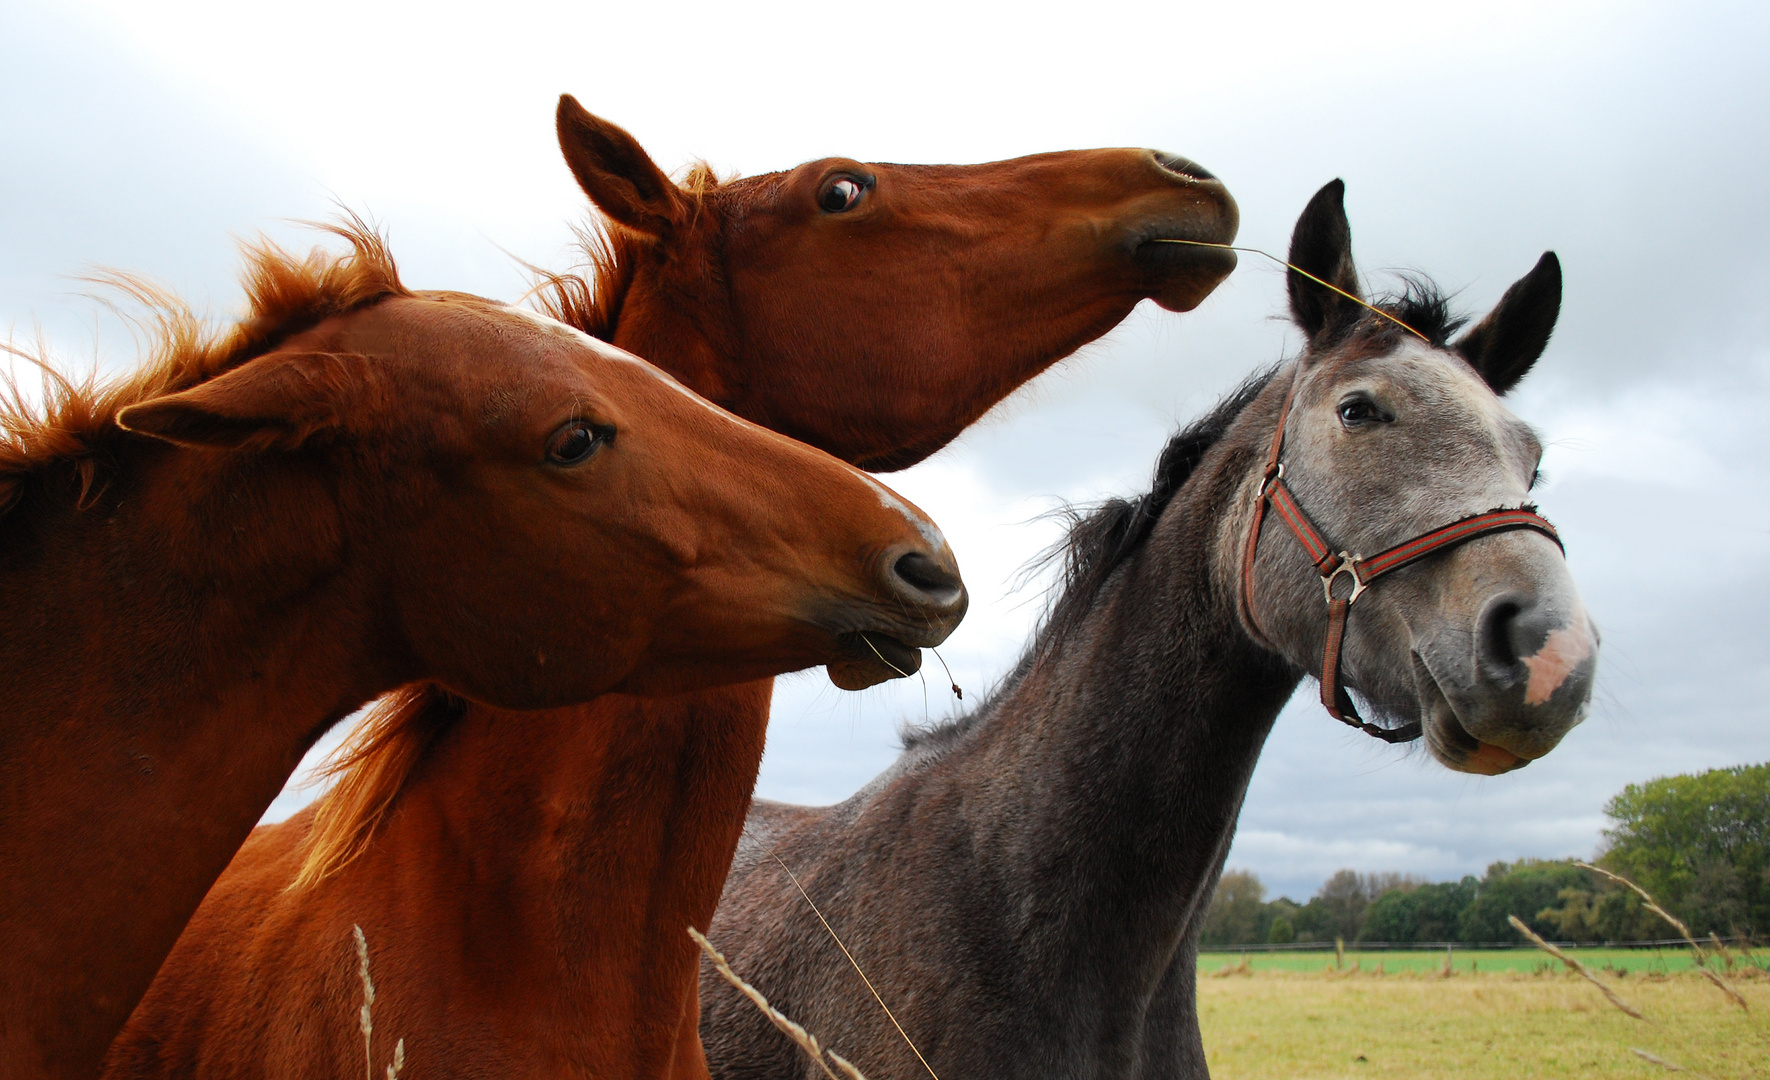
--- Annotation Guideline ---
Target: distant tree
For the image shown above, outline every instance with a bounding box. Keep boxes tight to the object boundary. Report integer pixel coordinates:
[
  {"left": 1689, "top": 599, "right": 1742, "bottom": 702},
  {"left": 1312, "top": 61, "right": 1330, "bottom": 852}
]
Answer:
[
  {"left": 1199, "top": 870, "right": 1267, "bottom": 946},
  {"left": 1267, "top": 914, "right": 1295, "bottom": 944},
  {"left": 1601, "top": 762, "right": 1770, "bottom": 937},
  {"left": 1312, "top": 870, "right": 1371, "bottom": 942},
  {"left": 1296, "top": 870, "right": 1425, "bottom": 942},
  {"left": 1359, "top": 877, "right": 1476, "bottom": 943},
  {"left": 1458, "top": 859, "right": 1587, "bottom": 943},
  {"left": 1534, "top": 882, "right": 1659, "bottom": 943}
]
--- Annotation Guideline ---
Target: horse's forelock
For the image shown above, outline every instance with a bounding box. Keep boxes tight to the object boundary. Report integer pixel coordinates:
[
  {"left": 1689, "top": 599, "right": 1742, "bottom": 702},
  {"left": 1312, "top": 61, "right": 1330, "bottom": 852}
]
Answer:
[{"left": 1325, "top": 274, "right": 1467, "bottom": 355}]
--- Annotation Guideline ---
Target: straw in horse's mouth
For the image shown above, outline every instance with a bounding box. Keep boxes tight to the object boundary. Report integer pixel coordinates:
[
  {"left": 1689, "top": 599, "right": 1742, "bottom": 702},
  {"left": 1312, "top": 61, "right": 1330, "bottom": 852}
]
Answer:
[
  {"left": 852, "top": 632, "right": 922, "bottom": 677},
  {"left": 1135, "top": 236, "right": 1239, "bottom": 275},
  {"left": 826, "top": 632, "right": 924, "bottom": 691}
]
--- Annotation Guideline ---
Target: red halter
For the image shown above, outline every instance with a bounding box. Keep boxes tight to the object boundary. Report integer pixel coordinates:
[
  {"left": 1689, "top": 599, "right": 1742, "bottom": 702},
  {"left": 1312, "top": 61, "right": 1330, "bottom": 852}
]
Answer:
[{"left": 1239, "top": 365, "right": 1564, "bottom": 743}]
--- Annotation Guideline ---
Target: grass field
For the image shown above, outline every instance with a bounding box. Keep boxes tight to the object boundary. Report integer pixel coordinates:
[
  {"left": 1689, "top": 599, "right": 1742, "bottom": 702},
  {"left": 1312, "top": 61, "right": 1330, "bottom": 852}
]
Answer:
[{"left": 1193, "top": 966, "right": 1770, "bottom": 1079}]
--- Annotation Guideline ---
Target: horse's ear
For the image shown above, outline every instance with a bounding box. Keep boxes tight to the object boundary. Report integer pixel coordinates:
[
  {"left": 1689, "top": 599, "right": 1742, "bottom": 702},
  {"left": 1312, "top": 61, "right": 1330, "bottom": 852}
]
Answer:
[
  {"left": 1287, "top": 179, "right": 1362, "bottom": 343},
  {"left": 556, "top": 95, "right": 690, "bottom": 239},
  {"left": 117, "top": 351, "right": 369, "bottom": 451},
  {"left": 1454, "top": 252, "right": 1561, "bottom": 395}
]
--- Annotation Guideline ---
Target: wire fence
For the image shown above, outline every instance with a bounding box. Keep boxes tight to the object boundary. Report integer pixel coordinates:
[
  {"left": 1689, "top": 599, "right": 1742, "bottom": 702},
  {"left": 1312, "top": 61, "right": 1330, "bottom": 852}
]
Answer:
[{"left": 1198, "top": 935, "right": 1764, "bottom": 952}]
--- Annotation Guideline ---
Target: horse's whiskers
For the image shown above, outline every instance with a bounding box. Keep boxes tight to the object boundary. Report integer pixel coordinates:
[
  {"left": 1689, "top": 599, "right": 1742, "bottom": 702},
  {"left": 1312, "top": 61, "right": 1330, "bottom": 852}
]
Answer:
[{"left": 1150, "top": 240, "right": 1430, "bottom": 343}]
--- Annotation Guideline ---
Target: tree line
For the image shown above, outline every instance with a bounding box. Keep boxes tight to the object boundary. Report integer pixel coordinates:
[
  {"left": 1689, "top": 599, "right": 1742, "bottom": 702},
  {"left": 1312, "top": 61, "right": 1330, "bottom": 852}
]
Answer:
[{"left": 1201, "top": 761, "right": 1770, "bottom": 947}]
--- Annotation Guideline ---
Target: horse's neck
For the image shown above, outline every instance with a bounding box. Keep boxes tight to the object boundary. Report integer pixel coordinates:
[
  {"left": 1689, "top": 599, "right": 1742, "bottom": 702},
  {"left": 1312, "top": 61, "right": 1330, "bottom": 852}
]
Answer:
[
  {"left": 610, "top": 264, "right": 742, "bottom": 409},
  {"left": 0, "top": 460, "right": 390, "bottom": 1079},
  {"left": 946, "top": 483, "right": 1298, "bottom": 989},
  {"left": 388, "top": 682, "right": 773, "bottom": 1063}
]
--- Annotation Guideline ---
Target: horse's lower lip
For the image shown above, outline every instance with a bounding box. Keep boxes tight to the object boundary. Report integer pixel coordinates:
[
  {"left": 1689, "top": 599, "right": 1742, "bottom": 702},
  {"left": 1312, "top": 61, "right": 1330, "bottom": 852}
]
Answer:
[
  {"left": 1464, "top": 741, "right": 1528, "bottom": 775},
  {"left": 826, "top": 633, "right": 923, "bottom": 691},
  {"left": 1134, "top": 238, "right": 1238, "bottom": 274},
  {"left": 1415, "top": 654, "right": 1532, "bottom": 775}
]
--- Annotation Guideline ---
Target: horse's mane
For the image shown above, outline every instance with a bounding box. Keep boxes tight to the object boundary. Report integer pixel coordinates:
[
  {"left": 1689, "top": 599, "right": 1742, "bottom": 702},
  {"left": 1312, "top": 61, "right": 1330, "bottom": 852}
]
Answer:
[
  {"left": 0, "top": 216, "right": 408, "bottom": 521},
  {"left": 900, "top": 367, "right": 1278, "bottom": 754},
  {"left": 297, "top": 164, "right": 736, "bottom": 888},
  {"left": 1035, "top": 366, "right": 1279, "bottom": 652},
  {"left": 291, "top": 684, "right": 465, "bottom": 890},
  {"left": 533, "top": 161, "right": 728, "bottom": 342}
]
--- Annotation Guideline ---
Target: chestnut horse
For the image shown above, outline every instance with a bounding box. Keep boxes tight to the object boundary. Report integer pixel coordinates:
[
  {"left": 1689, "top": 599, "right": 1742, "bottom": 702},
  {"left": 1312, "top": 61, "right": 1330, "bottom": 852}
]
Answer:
[
  {"left": 102, "top": 100, "right": 1239, "bottom": 1080},
  {"left": 0, "top": 223, "right": 967, "bottom": 1080},
  {"left": 702, "top": 182, "right": 1598, "bottom": 1080}
]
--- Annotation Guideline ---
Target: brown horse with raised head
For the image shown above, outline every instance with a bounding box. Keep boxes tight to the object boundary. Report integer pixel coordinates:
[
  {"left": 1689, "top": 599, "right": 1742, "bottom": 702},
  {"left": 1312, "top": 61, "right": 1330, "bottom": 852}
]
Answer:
[
  {"left": 1, "top": 223, "right": 966, "bottom": 1080},
  {"left": 103, "top": 101, "right": 1239, "bottom": 1080},
  {"left": 547, "top": 94, "right": 1239, "bottom": 472}
]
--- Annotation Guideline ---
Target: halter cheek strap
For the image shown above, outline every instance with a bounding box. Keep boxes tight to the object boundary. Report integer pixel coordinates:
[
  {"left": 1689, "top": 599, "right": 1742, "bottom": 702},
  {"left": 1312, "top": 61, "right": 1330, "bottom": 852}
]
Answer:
[{"left": 1238, "top": 366, "right": 1565, "bottom": 744}]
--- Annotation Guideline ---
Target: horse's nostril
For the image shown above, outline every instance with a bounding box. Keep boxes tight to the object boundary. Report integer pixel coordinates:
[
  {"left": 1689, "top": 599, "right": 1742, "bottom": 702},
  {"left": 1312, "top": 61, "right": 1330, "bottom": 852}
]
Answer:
[
  {"left": 1480, "top": 599, "right": 1525, "bottom": 668},
  {"left": 890, "top": 551, "right": 964, "bottom": 609},
  {"left": 1152, "top": 151, "right": 1216, "bottom": 182},
  {"left": 1478, "top": 596, "right": 1559, "bottom": 676}
]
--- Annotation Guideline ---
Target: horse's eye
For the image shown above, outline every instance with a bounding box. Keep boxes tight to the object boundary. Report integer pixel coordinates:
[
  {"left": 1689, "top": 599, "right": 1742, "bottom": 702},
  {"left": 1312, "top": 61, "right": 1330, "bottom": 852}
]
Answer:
[
  {"left": 1337, "top": 397, "right": 1390, "bottom": 428},
  {"left": 819, "top": 177, "right": 865, "bottom": 213},
  {"left": 546, "top": 421, "right": 612, "bottom": 466}
]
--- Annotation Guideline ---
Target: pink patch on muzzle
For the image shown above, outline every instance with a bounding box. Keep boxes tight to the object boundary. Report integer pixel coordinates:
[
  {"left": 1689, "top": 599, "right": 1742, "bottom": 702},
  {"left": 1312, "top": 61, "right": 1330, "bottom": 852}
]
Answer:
[{"left": 1521, "top": 624, "right": 1593, "bottom": 706}]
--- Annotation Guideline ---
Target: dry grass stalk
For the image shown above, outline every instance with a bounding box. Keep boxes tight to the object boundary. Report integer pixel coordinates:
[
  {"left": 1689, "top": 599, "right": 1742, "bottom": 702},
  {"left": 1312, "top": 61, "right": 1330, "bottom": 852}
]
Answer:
[
  {"left": 1508, "top": 915, "right": 1645, "bottom": 1020},
  {"left": 1707, "top": 933, "right": 1734, "bottom": 970},
  {"left": 352, "top": 925, "right": 405, "bottom": 1080},
  {"left": 354, "top": 925, "right": 375, "bottom": 1080},
  {"left": 1630, "top": 1047, "right": 1714, "bottom": 1078},
  {"left": 1693, "top": 964, "right": 1750, "bottom": 1011},
  {"left": 691, "top": 927, "right": 870, "bottom": 1080},
  {"left": 826, "top": 1052, "right": 868, "bottom": 1080},
  {"left": 1574, "top": 862, "right": 1749, "bottom": 1011},
  {"left": 1576, "top": 863, "right": 1701, "bottom": 951}
]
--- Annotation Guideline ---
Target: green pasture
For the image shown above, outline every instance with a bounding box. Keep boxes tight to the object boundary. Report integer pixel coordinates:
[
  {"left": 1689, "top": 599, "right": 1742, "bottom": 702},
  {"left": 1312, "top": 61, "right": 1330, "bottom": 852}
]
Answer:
[
  {"left": 1196, "top": 969, "right": 1770, "bottom": 1079},
  {"left": 1198, "top": 946, "right": 1769, "bottom": 976}
]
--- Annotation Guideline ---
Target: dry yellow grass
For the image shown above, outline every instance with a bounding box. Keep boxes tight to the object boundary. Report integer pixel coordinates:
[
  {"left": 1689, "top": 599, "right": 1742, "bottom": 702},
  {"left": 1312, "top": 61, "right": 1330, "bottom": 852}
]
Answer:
[{"left": 1197, "top": 971, "right": 1770, "bottom": 1079}]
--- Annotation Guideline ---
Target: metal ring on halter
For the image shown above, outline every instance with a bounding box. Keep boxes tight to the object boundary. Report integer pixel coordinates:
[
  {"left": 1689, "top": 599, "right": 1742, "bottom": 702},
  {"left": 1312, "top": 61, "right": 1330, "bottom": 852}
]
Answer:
[
  {"left": 1256, "top": 462, "right": 1284, "bottom": 500},
  {"left": 1321, "top": 555, "right": 1368, "bottom": 606}
]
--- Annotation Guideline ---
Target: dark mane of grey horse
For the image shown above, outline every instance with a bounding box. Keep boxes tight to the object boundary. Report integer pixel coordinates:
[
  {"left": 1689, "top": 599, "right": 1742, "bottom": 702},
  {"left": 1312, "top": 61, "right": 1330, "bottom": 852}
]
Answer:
[{"left": 903, "top": 280, "right": 1461, "bottom": 760}]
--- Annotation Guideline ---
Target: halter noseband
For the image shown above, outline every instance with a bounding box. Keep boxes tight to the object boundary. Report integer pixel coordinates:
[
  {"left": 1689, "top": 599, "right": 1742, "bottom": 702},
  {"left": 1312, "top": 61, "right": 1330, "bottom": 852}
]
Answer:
[{"left": 1238, "top": 364, "right": 1564, "bottom": 744}]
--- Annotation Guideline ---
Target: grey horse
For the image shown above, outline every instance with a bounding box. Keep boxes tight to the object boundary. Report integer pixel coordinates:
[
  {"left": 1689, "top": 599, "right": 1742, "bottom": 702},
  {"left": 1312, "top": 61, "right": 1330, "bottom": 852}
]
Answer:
[{"left": 700, "top": 180, "right": 1597, "bottom": 1080}]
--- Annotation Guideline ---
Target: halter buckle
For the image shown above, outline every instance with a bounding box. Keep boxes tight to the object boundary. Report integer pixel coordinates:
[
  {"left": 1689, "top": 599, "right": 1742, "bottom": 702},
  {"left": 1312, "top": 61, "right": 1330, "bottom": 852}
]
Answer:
[
  {"left": 1322, "top": 554, "right": 1369, "bottom": 606},
  {"left": 1257, "top": 462, "right": 1284, "bottom": 500}
]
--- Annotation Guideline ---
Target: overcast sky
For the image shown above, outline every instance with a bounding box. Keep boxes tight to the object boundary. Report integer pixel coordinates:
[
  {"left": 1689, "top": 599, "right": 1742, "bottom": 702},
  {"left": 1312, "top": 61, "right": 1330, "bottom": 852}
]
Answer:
[{"left": 5, "top": 0, "right": 1766, "bottom": 900}]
